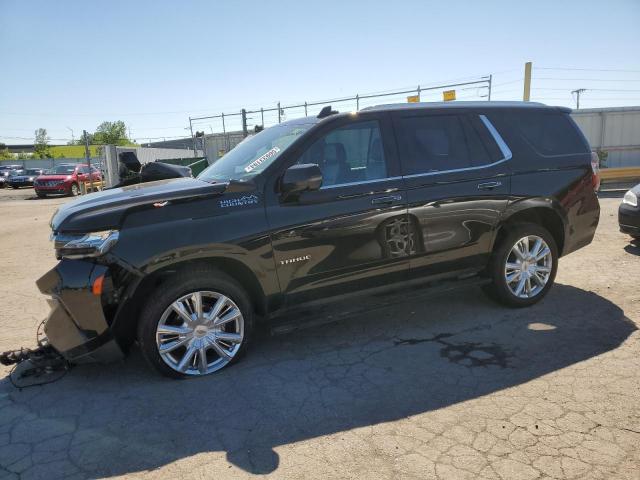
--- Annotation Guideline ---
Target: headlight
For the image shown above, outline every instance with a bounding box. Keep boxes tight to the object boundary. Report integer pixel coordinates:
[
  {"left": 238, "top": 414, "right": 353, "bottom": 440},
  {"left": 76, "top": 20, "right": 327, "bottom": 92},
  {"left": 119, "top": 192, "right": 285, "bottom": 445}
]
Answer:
[
  {"left": 623, "top": 190, "right": 638, "bottom": 207},
  {"left": 53, "top": 230, "right": 119, "bottom": 259}
]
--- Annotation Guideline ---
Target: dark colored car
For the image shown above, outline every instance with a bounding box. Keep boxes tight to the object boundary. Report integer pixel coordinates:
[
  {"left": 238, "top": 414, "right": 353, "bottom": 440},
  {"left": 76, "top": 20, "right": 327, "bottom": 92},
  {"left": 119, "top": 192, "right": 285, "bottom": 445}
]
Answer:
[
  {"left": 37, "top": 101, "right": 600, "bottom": 378},
  {"left": 34, "top": 164, "right": 102, "bottom": 197},
  {"left": 619, "top": 183, "right": 640, "bottom": 240},
  {"left": 7, "top": 168, "right": 45, "bottom": 188},
  {"left": 1, "top": 166, "right": 25, "bottom": 188}
]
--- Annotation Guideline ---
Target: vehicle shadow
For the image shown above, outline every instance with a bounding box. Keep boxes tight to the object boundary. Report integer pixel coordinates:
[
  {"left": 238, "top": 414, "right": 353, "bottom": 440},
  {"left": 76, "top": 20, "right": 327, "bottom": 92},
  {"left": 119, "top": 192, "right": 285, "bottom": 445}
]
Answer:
[{"left": 0, "top": 284, "right": 636, "bottom": 477}]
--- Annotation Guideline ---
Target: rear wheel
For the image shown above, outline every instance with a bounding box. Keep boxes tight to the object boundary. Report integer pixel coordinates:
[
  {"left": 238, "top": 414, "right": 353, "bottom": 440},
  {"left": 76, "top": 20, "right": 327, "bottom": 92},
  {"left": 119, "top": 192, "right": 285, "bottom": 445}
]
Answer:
[
  {"left": 137, "top": 268, "right": 253, "bottom": 378},
  {"left": 483, "top": 223, "right": 558, "bottom": 308}
]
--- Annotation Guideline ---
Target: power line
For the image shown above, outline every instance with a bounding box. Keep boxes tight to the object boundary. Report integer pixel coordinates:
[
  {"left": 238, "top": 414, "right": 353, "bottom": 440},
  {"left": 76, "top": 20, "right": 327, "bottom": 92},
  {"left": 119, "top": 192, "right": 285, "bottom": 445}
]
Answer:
[
  {"left": 535, "top": 67, "right": 640, "bottom": 73},
  {"left": 533, "top": 77, "right": 640, "bottom": 82},
  {"left": 533, "top": 87, "right": 640, "bottom": 92}
]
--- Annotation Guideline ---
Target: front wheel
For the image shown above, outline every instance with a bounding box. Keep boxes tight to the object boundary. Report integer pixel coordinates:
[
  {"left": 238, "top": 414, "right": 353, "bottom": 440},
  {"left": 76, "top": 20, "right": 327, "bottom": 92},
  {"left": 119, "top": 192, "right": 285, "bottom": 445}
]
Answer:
[
  {"left": 69, "top": 183, "right": 79, "bottom": 196},
  {"left": 137, "top": 268, "right": 253, "bottom": 378},
  {"left": 483, "top": 223, "right": 558, "bottom": 308}
]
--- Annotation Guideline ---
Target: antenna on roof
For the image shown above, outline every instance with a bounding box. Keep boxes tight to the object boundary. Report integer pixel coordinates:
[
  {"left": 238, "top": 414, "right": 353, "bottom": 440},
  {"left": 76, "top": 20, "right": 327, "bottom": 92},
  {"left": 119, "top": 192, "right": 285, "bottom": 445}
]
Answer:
[{"left": 317, "top": 106, "right": 338, "bottom": 118}]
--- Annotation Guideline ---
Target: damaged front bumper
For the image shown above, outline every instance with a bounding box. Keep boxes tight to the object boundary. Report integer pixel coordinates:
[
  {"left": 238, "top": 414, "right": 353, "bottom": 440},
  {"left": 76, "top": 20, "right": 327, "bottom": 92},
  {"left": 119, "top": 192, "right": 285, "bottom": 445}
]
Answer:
[{"left": 36, "top": 259, "right": 125, "bottom": 364}]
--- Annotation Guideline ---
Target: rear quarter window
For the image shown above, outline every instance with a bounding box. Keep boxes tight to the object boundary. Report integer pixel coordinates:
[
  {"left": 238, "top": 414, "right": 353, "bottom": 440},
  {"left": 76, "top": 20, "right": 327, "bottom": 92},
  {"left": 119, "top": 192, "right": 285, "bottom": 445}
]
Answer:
[{"left": 508, "top": 111, "right": 588, "bottom": 156}]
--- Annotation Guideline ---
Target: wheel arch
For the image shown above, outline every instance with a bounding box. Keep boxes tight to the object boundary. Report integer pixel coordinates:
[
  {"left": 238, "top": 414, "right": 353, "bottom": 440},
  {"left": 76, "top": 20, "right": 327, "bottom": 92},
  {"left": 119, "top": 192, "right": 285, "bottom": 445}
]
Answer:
[
  {"left": 110, "top": 256, "right": 269, "bottom": 350},
  {"left": 494, "top": 202, "right": 567, "bottom": 256}
]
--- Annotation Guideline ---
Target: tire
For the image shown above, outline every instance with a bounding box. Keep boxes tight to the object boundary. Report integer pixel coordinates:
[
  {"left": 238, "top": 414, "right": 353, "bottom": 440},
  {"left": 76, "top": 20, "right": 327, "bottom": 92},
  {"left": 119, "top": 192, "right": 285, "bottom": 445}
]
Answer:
[
  {"left": 11, "top": 186, "right": 18, "bottom": 189},
  {"left": 36, "top": 192, "right": 47, "bottom": 198},
  {"left": 69, "top": 183, "right": 79, "bottom": 196},
  {"left": 137, "top": 267, "right": 253, "bottom": 378},
  {"left": 483, "top": 223, "right": 558, "bottom": 308}
]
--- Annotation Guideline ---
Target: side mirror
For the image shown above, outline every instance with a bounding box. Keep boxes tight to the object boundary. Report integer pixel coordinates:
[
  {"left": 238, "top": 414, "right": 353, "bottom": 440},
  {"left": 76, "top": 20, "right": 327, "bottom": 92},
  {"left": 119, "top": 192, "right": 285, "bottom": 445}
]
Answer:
[{"left": 281, "top": 164, "right": 323, "bottom": 198}]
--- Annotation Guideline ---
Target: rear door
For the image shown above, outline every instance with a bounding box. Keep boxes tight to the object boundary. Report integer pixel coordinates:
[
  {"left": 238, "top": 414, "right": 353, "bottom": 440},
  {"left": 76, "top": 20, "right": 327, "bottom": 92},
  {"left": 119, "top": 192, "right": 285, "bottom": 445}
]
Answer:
[
  {"left": 392, "top": 110, "right": 512, "bottom": 278},
  {"left": 266, "top": 113, "right": 410, "bottom": 305}
]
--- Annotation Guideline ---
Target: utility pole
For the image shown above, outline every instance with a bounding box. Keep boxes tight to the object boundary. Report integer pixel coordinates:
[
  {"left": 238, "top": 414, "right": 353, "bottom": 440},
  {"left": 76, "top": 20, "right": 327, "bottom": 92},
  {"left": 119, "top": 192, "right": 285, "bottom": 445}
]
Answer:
[
  {"left": 241, "top": 109, "right": 248, "bottom": 137},
  {"left": 572, "top": 88, "right": 586, "bottom": 109},
  {"left": 487, "top": 74, "right": 492, "bottom": 101},
  {"left": 523, "top": 62, "right": 532, "bottom": 101},
  {"left": 188, "top": 116, "right": 196, "bottom": 157},
  {"left": 83, "top": 130, "right": 94, "bottom": 194}
]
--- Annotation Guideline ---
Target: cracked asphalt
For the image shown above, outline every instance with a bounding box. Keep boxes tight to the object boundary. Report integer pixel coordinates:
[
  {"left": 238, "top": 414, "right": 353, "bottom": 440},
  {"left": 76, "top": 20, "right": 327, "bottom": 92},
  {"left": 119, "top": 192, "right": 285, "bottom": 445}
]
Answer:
[{"left": 1, "top": 188, "right": 639, "bottom": 480}]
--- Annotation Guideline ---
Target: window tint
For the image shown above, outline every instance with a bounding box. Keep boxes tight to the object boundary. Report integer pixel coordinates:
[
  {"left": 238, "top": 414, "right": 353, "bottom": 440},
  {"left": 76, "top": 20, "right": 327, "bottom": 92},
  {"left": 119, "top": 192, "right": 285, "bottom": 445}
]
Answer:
[
  {"left": 398, "top": 114, "right": 503, "bottom": 174},
  {"left": 509, "top": 112, "right": 587, "bottom": 156},
  {"left": 468, "top": 115, "right": 504, "bottom": 164},
  {"left": 297, "top": 120, "right": 387, "bottom": 187}
]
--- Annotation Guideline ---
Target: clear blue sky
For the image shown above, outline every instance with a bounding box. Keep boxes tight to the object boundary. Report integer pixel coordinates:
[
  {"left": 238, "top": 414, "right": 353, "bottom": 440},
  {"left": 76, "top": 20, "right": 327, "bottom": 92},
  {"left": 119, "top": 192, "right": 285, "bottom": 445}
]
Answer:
[{"left": 1, "top": 0, "right": 639, "bottom": 145}]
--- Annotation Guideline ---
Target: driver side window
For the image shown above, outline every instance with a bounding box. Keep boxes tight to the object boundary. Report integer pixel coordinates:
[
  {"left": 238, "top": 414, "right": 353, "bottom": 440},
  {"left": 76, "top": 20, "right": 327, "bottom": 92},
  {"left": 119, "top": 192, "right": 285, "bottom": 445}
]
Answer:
[{"left": 297, "top": 120, "right": 387, "bottom": 188}]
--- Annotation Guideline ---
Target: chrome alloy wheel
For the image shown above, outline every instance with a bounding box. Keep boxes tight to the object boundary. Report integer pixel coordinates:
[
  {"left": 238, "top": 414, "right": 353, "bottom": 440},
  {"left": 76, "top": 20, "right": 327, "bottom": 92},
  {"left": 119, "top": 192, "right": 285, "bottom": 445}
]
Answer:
[
  {"left": 504, "top": 235, "right": 553, "bottom": 299},
  {"left": 155, "top": 291, "right": 244, "bottom": 375}
]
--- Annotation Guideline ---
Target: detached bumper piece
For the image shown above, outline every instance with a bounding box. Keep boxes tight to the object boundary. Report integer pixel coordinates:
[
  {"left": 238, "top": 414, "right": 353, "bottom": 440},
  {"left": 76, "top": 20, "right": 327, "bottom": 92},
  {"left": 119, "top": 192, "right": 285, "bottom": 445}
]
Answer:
[
  {"left": 1, "top": 339, "right": 69, "bottom": 388},
  {"left": 36, "top": 259, "right": 125, "bottom": 365}
]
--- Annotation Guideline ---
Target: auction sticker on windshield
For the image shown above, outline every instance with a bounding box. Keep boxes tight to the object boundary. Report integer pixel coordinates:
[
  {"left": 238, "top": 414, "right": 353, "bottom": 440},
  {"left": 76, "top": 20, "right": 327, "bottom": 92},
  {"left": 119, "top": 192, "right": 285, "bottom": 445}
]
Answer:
[{"left": 244, "top": 147, "right": 280, "bottom": 173}]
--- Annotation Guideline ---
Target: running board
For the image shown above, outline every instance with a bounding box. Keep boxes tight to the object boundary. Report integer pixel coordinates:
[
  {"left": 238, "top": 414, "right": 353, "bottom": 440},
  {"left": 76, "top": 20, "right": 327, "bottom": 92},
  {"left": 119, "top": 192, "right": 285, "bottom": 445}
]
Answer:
[{"left": 270, "top": 275, "right": 491, "bottom": 336}]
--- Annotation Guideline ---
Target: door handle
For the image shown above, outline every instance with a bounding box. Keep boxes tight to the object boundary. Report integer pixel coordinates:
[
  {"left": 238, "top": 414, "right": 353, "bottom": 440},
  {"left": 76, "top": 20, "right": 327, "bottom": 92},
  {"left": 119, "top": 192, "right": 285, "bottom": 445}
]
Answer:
[
  {"left": 371, "top": 194, "right": 402, "bottom": 205},
  {"left": 477, "top": 181, "right": 502, "bottom": 190}
]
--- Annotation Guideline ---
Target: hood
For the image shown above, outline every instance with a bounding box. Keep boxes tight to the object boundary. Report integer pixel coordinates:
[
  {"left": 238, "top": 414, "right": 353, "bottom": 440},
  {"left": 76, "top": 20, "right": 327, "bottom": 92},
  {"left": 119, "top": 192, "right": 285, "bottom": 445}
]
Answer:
[{"left": 51, "top": 177, "right": 230, "bottom": 233}]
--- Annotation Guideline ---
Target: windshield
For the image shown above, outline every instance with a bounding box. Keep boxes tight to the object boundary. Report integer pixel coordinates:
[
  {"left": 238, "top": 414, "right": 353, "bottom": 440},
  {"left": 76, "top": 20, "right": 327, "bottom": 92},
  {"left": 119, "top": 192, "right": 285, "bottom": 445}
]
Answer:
[
  {"left": 53, "top": 165, "right": 76, "bottom": 174},
  {"left": 25, "top": 169, "right": 41, "bottom": 175},
  {"left": 198, "top": 123, "right": 313, "bottom": 183}
]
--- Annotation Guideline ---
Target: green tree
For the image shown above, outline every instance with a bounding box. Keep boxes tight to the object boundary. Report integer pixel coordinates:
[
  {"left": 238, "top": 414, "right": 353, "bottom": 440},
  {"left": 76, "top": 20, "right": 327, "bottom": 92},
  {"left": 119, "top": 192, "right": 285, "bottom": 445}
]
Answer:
[
  {"left": 34, "top": 128, "right": 52, "bottom": 158},
  {"left": 92, "top": 120, "right": 130, "bottom": 145},
  {"left": 0, "top": 143, "right": 13, "bottom": 160}
]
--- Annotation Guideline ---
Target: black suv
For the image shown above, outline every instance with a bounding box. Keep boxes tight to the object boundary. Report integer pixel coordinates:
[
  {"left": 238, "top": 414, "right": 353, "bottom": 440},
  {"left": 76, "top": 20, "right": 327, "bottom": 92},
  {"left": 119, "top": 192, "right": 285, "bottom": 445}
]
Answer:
[{"left": 38, "top": 102, "right": 600, "bottom": 378}]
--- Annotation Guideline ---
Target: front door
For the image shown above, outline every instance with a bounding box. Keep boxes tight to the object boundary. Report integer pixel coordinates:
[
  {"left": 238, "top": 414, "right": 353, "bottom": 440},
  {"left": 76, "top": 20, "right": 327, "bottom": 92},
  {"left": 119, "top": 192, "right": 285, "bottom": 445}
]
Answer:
[
  {"left": 392, "top": 111, "right": 512, "bottom": 278},
  {"left": 266, "top": 113, "right": 410, "bottom": 305}
]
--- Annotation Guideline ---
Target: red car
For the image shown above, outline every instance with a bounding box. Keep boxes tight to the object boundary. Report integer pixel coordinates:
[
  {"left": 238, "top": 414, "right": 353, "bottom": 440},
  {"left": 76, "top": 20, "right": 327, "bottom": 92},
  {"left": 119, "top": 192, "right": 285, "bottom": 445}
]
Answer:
[{"left": 34, "top": 164, "right": 102, "bottom": 198}]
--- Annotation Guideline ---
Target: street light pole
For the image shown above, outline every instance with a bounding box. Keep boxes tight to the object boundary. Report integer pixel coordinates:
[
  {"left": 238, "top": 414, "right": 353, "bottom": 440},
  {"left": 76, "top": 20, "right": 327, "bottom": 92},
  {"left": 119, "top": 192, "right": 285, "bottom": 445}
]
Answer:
[
  {"left": 188, "top": 117, "right": 196, "bottom": 157},
  {"left": 66, "top": 127, "right": 74, "bottom": 144}
]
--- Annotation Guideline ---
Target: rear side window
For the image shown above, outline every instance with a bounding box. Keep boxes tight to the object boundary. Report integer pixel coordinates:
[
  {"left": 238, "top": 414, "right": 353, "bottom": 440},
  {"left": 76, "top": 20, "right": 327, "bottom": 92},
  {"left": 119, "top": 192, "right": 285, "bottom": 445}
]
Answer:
[
  {"left": 395, "top": 114, "right": 502, "bottom": 174},
  {"left": 508, "top": 111, "right": 587, "bottom": 156}
]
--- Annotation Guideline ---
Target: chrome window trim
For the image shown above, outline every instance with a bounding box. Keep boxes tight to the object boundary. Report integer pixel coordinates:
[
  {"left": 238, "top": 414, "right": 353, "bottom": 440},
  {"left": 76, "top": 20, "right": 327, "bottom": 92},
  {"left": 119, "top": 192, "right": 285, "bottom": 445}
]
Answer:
[
  {"left": 320, "top": 176, "right": 402, "bottom": 190},
  {"left": 479, "top": 114, "right": 513, "bottom": 161},
  {"left": 317, "top": 115, "right": 512, "bottom": 188},
  {"left": 402, "top": 114, "right": 512, "bottom": 180}
]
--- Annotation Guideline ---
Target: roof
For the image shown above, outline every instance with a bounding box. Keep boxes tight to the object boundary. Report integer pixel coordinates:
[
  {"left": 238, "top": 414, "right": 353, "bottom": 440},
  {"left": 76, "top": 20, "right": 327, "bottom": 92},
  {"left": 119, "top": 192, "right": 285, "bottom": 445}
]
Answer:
[{"left": 362, "top": 101, "right": 569, "bottom": 113}]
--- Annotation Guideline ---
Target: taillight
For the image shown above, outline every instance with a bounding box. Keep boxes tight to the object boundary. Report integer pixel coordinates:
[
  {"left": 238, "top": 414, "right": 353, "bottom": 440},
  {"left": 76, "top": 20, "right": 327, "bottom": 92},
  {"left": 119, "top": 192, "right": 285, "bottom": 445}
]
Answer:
[{"left": 590, "top": 152, "right": 601, "bottom": 192}]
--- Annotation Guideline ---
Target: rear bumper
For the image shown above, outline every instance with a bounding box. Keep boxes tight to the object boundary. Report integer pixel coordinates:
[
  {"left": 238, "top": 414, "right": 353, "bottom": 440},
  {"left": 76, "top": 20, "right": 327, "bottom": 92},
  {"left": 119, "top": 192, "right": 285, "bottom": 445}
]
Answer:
[
  {"left": 619, "top": 203, "right": 640, "bottom": 236},
  {"left": 36, "top": 259, "right": 124, "bottom": 363}
]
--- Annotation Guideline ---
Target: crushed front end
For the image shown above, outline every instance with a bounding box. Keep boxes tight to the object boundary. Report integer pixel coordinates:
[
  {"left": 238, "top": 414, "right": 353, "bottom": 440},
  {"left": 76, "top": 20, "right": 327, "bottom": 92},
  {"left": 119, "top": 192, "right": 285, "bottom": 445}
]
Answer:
[{"left": 35, "top": 258, "right": 125, "bottom": 364}]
